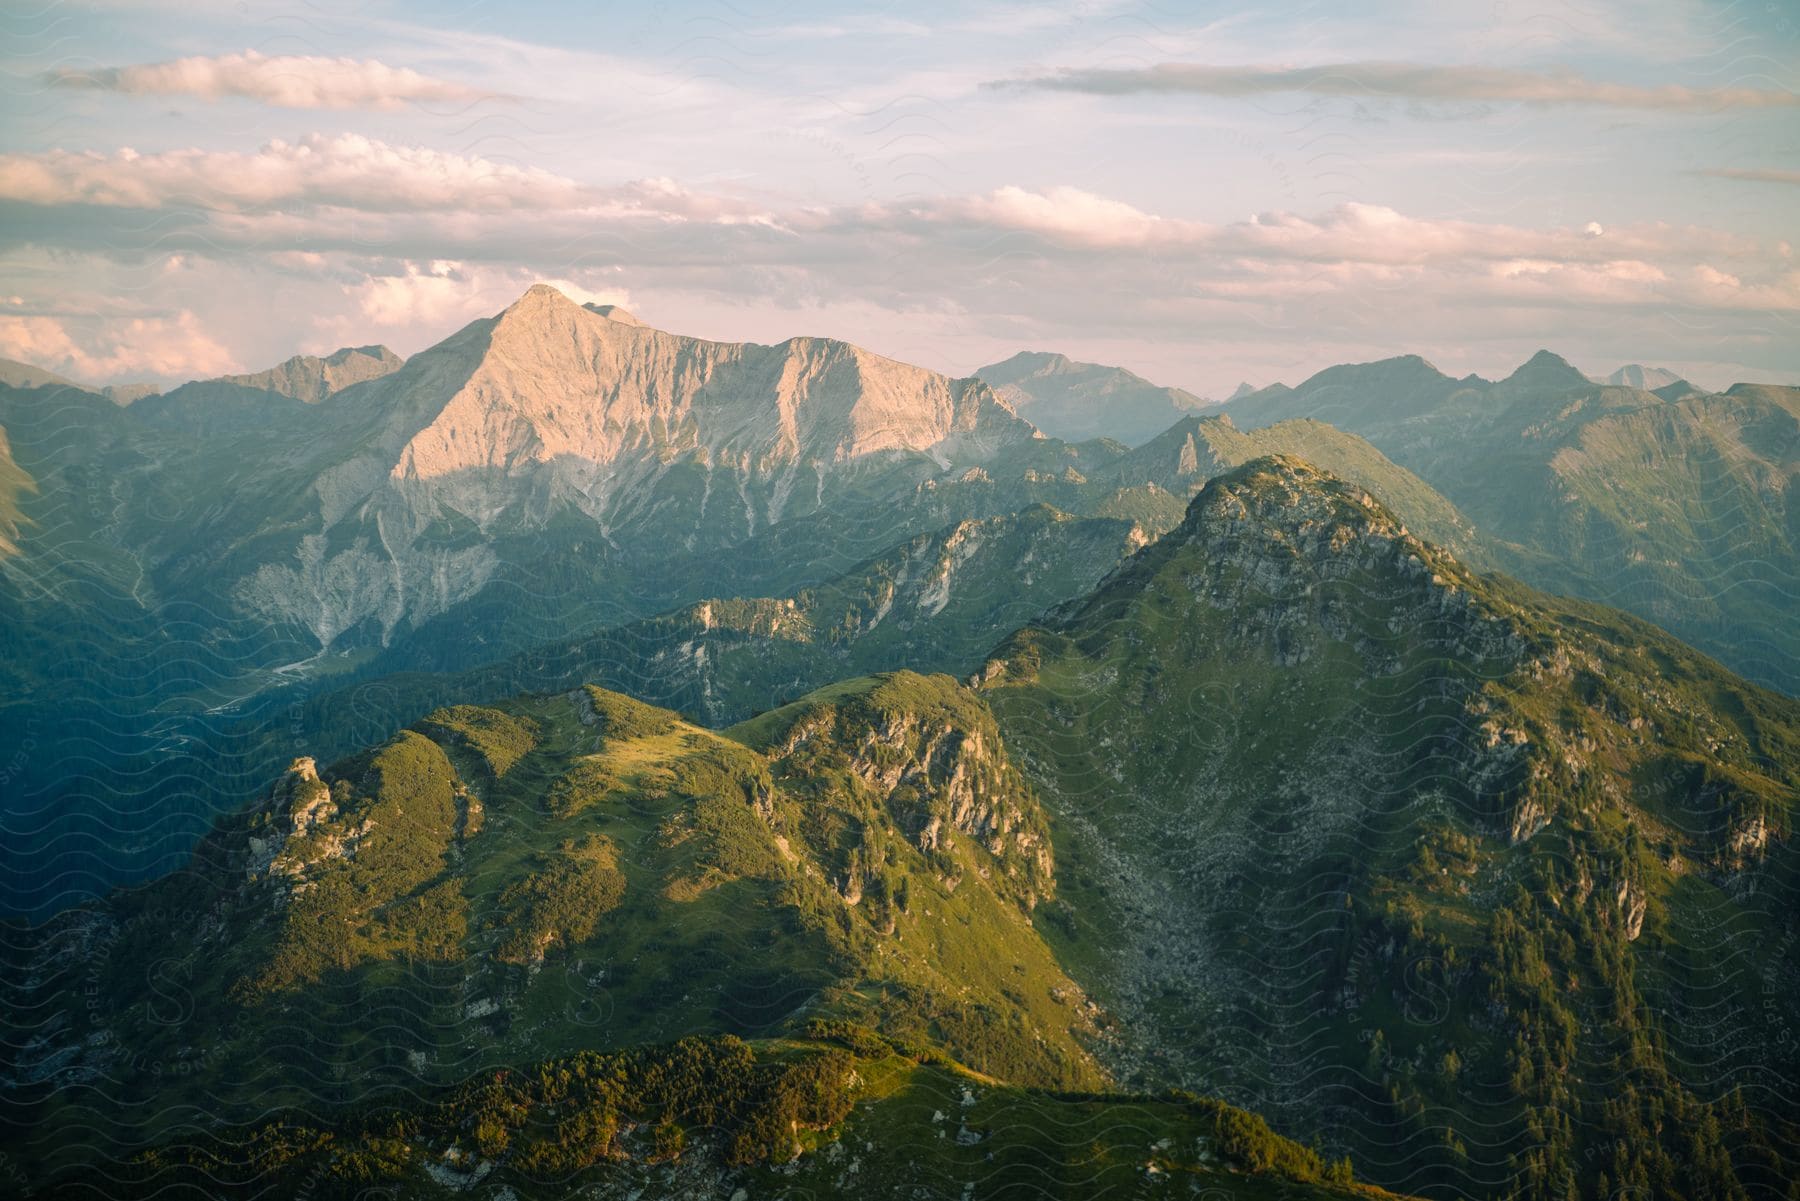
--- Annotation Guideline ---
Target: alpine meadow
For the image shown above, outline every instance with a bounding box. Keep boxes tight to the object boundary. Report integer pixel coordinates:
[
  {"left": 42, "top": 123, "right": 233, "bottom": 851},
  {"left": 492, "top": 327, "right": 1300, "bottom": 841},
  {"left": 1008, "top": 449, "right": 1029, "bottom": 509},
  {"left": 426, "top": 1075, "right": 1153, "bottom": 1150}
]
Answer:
[{"left": 1, "top": 3, "right": 1796, "bottom": 1199}]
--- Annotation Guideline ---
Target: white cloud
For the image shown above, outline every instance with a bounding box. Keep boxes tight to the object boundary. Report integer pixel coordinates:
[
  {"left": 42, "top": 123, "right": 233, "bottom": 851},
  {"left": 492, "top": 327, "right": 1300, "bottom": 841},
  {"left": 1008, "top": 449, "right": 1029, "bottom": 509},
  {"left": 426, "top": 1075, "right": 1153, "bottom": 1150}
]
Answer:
[
  {"left": 888, "top": 194, "right": 1753, "bottom": 272},
  {"left": 0, "top": 134, "right": 588, "bottom": 212},
  {"left": 350, "top": 261, "right": 478, "bottom": 329},
  {"left": 3, "top": 171, "right": 1794, "bottom": 393},
  {"left": 0, "top": 311, "right": 237, "bottom": 382},
  {"left": 994, "top": 61, "right": 1800, "bottom": 112},
  {"left": 937, "top": 186, "right": 1189, "bottom": 248},
  {"left": 46, "top": 50, "right": 499, "bottom": 110}
]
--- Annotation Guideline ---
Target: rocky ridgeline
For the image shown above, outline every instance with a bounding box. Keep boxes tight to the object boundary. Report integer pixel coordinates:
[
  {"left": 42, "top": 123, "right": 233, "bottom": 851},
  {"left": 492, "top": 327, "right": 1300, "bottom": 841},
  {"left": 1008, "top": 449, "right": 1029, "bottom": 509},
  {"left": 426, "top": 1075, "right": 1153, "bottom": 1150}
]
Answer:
[
  {"left": 1149, "top": 458, "right": 1779, "bottom": 872},
  {"left": 209, "top": 344, "right": 404, "bottom": 403},
  {"left": 977, "top": 456, "right": 1796, "bottom": 1126},
  {"left": 233, "top": 284, "right": 1039, "bottom": 650}
]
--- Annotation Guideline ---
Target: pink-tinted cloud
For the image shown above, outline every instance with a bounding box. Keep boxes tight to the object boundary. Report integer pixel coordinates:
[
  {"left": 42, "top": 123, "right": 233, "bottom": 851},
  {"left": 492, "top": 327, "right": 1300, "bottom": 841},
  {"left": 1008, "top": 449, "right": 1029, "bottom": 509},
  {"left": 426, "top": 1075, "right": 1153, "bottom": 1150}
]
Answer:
[
  {"left": 0, "top": 311, "right": 237, "bottom": 381},
  {"left": 0, "top": 134, "right": 588, "bottom": 212},
  {"left": 46, "top": 50, "right": 499, "bottom": 111}
]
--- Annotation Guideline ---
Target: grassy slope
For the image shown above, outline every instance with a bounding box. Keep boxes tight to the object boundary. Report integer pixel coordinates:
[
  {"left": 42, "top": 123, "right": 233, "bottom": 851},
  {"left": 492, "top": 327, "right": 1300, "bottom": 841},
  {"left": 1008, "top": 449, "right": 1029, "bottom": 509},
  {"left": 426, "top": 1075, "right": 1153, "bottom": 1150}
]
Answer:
[
  {"left": 1, "top": 673, "right": 1107, "bottom": 1182},
  {"left": 51, "top": 1030, "right": 1390, "bottom": 1200}
]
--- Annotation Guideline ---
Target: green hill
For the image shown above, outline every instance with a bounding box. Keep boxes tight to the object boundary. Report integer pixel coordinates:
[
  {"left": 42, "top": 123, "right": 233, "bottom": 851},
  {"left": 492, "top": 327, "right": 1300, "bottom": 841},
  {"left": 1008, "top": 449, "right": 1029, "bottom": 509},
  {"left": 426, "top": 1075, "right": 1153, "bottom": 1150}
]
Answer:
[
  {"left": 0, "top": 669, "right": 1408, "bottom": 1199},
  {"left": 2, "top": 675, "right": 1097, "bottom": 1175},
  {"left": 979, "top": 456, "right": 1800, "bottom": 1200}
]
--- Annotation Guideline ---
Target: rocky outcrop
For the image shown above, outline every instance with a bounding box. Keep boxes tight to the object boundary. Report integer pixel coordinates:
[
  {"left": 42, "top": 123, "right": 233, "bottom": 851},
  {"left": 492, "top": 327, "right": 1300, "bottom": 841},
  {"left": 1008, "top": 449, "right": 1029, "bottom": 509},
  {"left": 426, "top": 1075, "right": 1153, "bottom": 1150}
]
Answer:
[
  {"left": 850, "top": 712, "right": 1034, "bottom": 861},
  {"left": 244, "top": 756, "right": 371, "bottom": 898},
  {"left": 770, "top": 676, "right": 1054, "bottom": 907},
  {"left": 1167, "top": 456, "right": 1523, "bottom": 673},
  {"left": 1614, "top": 877, "right": 1647, "bottom": 941}
]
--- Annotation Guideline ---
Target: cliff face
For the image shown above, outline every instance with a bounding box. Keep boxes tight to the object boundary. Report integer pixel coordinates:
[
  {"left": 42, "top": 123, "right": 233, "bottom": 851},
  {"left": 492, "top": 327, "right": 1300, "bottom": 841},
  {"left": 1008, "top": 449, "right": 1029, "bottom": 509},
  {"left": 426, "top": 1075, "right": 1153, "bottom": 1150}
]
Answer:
[
  {"left": 383, "top": 285, "right": 1028, "bottom": 499},
  {"left": 229, "top": 285, "right": 1036, "bottom": 650}
]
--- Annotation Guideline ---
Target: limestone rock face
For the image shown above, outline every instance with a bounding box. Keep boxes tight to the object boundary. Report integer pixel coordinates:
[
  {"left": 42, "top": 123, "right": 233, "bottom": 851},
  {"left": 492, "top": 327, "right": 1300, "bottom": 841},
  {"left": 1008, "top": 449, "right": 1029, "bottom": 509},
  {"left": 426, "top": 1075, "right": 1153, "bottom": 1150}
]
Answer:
[
  {"left": 245, "top": 756, "right": 345, "bottom": 890},
  {"left": 230, "top": 285, "right": 1035, "bottom": 649},
  {"left": 386, "top": 285, "right": 1027, "bottom": 485}
]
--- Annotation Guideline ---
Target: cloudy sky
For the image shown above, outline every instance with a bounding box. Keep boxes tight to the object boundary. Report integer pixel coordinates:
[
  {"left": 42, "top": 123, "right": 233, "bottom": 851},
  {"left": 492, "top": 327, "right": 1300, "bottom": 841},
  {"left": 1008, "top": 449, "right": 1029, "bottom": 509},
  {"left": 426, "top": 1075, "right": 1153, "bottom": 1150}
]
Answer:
[{"left": 1, "top": 0, "right": 1796, "bottom": 395}]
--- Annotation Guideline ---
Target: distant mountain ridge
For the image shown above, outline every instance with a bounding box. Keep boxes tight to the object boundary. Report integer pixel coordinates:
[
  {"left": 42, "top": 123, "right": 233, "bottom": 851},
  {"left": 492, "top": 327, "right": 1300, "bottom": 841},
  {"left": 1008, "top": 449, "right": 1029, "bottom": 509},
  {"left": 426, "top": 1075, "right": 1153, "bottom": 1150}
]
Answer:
[
  {"left": 976, "top": 349, "right": 1209, "bottom": 446},
  {"left": 1604, "top": 363, "right": 1684, "bottom": 390},
  {"left": 0, "top": 357, "right": 83, "bottom": 392},
  {"left": 1223, "top": 351, "right": 1800, "bottom": 694},
  {"left": 214, "top": 343, "right": 404, "bottom": 402}
]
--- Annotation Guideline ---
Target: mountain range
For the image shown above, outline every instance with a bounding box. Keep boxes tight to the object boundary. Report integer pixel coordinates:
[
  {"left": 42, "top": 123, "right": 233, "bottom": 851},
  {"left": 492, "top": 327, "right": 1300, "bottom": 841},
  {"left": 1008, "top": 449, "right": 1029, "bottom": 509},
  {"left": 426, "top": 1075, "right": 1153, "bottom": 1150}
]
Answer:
[
  {"left": 4, "top": 457, "right": 1793, "bottom": 1199},
  {"left": 1217, "top": 351, "right": 1800, "bottom": 696},
  {"left": 0, "top": 289, "right": 1496, "bottom": 914},
  {"left": 0, "top": 286, "right": 1795, "bottom": 1198},
  {"left": 213, "top": 343, "right": 403, "bottom": 402}
]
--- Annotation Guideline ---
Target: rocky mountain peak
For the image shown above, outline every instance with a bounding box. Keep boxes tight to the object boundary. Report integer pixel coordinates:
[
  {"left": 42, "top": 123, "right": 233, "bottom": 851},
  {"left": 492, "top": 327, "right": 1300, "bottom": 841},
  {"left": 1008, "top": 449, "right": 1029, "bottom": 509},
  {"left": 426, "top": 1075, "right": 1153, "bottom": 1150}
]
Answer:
[
  {"left": 503, "top": 281, "right": 584, "bottom": 318},
  {"left": 1505, "top": 349, "right": 1589, "bottom": 390},
  {"left": 1020, "top": 453, "right": 1502, "bottom": 682},
  {"left": 1184, "top": 453, "right": 1408, "bottom": 541},
  {"left": 390, "top": 284, "right": 1030, "bottom": 486}
]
